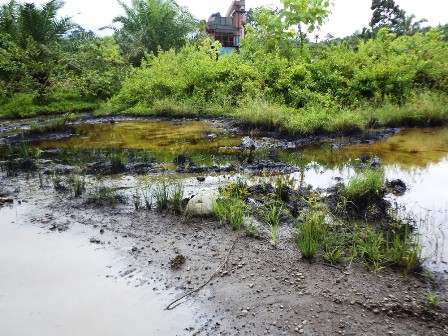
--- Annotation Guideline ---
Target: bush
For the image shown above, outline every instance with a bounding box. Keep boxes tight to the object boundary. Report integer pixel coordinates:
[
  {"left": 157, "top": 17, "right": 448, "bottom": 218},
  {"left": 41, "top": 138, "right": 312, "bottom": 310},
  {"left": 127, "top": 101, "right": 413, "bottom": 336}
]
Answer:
[{"left": 0, "top": 94, "right": 36, "bottom": 118}]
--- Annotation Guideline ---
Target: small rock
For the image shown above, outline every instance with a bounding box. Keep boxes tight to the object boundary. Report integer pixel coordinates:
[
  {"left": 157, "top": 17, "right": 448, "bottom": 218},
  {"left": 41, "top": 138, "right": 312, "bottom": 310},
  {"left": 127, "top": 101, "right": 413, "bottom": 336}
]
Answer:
[{"left": 185, "top": 191, "right": 218, "bottom": 217}]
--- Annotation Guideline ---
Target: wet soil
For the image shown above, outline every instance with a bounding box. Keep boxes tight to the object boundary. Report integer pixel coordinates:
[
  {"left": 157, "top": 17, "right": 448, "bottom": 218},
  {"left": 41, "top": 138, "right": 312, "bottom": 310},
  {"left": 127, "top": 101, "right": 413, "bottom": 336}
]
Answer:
[
  {"left": 1, "top": 175, "right": 447, "bottom": 335},
  {"left": 1, "top": 117, "right": 448, "bottom": 334}
]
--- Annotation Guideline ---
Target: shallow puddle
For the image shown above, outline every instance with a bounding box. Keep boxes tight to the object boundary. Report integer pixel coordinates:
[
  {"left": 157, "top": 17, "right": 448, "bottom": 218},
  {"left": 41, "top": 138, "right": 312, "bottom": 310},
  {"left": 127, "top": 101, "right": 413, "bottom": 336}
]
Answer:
[{"left": 0, "top": 204, "right": 198, "bottom": 336}]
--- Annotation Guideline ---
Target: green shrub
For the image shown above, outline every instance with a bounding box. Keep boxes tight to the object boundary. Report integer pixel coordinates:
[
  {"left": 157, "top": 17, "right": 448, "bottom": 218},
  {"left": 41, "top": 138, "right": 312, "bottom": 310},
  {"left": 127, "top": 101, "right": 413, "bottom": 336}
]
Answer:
[{"left": 0, "top": 94, "right": 36, "bottom": 118}]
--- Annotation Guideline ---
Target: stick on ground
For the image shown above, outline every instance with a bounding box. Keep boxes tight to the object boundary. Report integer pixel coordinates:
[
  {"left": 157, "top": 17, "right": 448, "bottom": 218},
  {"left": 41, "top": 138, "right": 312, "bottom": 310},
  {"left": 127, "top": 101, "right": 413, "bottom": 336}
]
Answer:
[{"left": 165, "top": 235, "right": 240, "bottom": 310}]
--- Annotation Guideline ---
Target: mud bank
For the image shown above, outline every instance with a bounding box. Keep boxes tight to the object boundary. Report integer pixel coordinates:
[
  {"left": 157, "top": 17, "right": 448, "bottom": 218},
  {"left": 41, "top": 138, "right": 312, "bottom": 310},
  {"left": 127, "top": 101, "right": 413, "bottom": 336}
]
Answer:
[{"left": 0, "top": 175, "right": 447, "bottom": 335}]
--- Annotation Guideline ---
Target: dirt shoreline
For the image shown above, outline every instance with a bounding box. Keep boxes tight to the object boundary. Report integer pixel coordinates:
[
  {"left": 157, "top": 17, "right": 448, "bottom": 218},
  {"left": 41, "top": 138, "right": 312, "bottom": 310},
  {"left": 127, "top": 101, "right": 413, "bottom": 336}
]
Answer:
[
  {"left": 1, "top": 174, "right": 446, "bottom": 336},
  {"left": 1, "top": 117, "right": 447, "bottom": 335}
]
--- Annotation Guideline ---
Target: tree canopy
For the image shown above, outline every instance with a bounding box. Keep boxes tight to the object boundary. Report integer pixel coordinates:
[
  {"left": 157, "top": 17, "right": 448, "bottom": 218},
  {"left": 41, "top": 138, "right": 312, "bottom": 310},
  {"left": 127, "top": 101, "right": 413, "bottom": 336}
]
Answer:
[
  {"left": 0, "top": 0, "right": 77, "bottom": 47},
  {"left": 110, "top": 0, "right": 197, "bottom": 66}
]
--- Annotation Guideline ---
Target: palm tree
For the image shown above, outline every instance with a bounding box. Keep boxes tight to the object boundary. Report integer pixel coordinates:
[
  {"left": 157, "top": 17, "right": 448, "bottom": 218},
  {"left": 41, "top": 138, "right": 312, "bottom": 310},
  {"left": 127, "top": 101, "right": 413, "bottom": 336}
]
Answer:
[
  {"left": 399, "top": 14, "right": 427, "bottom": 36},
  {"left": 19, "top": 0, "right": 77, "bottom": 47},
  {"left": 0, "top": 0, "right": 76, "bottom": 47},
  {"left": 110, "top": 0, "right": 197, "bottom": 66}
]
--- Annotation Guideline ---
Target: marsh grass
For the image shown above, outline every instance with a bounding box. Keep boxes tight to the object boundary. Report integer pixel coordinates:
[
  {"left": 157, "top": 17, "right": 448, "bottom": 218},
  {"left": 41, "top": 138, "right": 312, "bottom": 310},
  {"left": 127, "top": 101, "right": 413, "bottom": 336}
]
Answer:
[
  {"left": 322, "top": 230, "right": 346, "bottom": 264},
  {"left": 262, "top": 202, "right": 283, "bottom": 246},
  {"left": 339, "top": 169, "right": 385, "bottom": 216},
  {"left": 220, "top": 178, "right": 249, "bottom": 200},
  {"left": 353, "top": 227, "right": 384, "bottom": 272},
  {"left": 295, "top": 207, "right": 327, "bottom": 260},
  {"left": 386, "top": 225, "right": 420, "bottom": 269},
  {"left": 87, "top": 181, "right": 124, "bottom": 206},
  {"left": 426, "top": 291, "right": 440, "bottom": 307},
  {"left": 170, "top": 180, "right": 185, "bottom": 214},
  {"left": 151, "top": 98, "right": 196, "bottom": 117},
  {"left": 214, "top": 197, "right": 246, "bottom": 230},
  {"left": 234, "top": 99, "right": 290, "bottom": 131},
  {"left": 153, "top": 179, "right": 170, "bottom": 212},
  {"left": 152, "top": 178, "right": 185, "bottom": 213},
  {"left": 366, "top": 91, "right": 448, "bottom": 127},
  {"left": 274, "top": 175, "right": 296, "bottom": 202},
  {"left": 29, "top": 114, "right": 69, "bottom": 134},
  {"left": 69, "top": 174, "right": 86, "bottom": 197},
  {"left": 142, "top": 185, "right": 152, "bottom": 209},
  {"left": 342, "top": 169, "right": 384, "bottom": 202}
]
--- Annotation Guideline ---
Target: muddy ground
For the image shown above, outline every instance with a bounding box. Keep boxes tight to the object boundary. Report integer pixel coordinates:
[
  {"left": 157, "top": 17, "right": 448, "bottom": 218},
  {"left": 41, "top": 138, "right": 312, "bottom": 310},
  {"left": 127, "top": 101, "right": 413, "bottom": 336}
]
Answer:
[
  {"left": 1, "top": 116, "right": 448, "bottom": 335},
  {"left": 1, "top": 173, "right": 447, "bottom": 336}
]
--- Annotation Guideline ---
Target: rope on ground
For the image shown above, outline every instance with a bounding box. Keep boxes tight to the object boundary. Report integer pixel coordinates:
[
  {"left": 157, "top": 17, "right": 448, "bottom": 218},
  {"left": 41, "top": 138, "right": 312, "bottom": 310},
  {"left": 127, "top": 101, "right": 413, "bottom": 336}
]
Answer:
[{"left": 165, "top": 235, "right": 240, "bottom": 310}]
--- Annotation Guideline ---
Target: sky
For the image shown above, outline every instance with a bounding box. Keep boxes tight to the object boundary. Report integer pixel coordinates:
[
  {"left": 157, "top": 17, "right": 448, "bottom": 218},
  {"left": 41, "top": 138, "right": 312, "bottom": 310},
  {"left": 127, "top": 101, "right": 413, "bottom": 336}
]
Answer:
[{"left": 5, "top": 0, "right": 448, "bottom": 38}]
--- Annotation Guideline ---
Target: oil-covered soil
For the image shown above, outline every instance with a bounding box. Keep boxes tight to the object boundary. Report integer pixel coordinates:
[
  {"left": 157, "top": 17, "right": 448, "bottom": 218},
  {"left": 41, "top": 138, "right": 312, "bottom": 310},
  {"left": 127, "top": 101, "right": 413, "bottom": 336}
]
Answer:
[
  {"left": 1, "top": 174, "right": 447, "bottom": 336},
  {"left": 1, "top": 117, "right": 448, "bottom": 335}
]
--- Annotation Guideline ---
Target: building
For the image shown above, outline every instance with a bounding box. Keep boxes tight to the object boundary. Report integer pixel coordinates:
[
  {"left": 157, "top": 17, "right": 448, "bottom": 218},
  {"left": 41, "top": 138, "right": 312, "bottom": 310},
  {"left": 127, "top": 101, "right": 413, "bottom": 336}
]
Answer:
[{"left": 206, "top": 0, "right": 246, "bottom": 54}]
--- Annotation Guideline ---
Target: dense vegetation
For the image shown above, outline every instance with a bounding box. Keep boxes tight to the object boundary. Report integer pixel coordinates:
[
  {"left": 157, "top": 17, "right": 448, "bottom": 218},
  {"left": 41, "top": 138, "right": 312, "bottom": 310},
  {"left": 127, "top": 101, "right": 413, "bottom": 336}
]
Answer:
[{"left": 1, "top": 0, "right": 447, "bottom": 135}]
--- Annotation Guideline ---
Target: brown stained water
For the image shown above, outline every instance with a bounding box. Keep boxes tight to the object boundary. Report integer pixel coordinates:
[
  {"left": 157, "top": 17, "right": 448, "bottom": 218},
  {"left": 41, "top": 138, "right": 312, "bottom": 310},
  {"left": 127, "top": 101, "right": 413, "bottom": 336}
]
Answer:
[
  {"left": 0, "top": 204, "right": 197, "bottom": 335},
  {"left": 33, "top": 119, "right": 242, "bottom": 164}
]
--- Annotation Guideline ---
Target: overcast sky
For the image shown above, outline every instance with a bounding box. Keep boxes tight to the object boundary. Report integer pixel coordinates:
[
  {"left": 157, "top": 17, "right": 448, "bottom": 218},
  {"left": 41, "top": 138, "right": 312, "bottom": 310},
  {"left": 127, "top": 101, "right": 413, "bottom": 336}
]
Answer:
[{"left": 6, "top": 0, "right": 448, "bottom": 38}]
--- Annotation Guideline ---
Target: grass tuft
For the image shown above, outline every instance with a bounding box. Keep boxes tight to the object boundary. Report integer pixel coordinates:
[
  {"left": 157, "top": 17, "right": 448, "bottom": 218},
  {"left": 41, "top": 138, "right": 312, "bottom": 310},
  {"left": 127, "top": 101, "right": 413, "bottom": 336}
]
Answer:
[{"left": 295, "top": 206, "right": 327, "bottom": 260}]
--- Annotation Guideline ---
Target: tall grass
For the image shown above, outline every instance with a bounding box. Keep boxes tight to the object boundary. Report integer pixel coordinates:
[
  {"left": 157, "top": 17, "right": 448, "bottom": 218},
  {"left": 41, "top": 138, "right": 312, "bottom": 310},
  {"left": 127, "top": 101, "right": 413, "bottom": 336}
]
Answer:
[
  {"left": 295, "top": 207, "right": 327, "bottom": 260},
  {"left": 153, "top": 179, "right": 170, "bottom": 212},
  {"left": 152, "top": 178, "right": 185, "bottom": 213},
  {"left": 214, "top": 197, "right": 246, "bottom": 230},
  {"left": 339, "top": 169, "right": 385, "bottom": 216},
  {"left": 366, "top": 91, "right": 448, "bottom": 127},
  {"left": 262, "top": 202, "right": 283, "bottom": 246},
  {"left": 234, "top": 99, "right": 290, "bottom": 130},
  {"left": 353, "top": 228, "right": 384, "bottom": 272}
]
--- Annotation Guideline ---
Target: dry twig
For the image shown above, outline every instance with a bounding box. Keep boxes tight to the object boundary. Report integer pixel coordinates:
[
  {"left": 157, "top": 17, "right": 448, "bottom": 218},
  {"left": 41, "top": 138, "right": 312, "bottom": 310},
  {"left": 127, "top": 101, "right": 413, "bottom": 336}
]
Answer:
[{"left": 165, "top": 235, "right": 240, "bottom": 310}]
